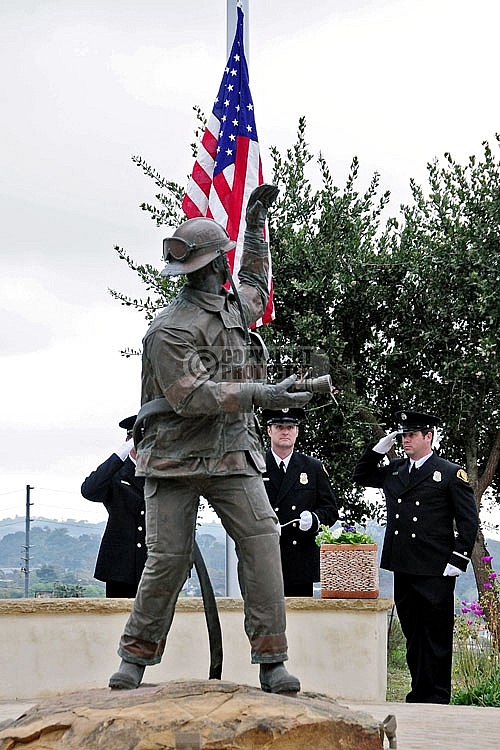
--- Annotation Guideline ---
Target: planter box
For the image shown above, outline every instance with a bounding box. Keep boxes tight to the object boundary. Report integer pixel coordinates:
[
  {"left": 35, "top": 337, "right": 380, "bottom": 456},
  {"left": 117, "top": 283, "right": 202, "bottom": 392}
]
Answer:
[{"left": 320, "top": 543, "right": 379, "bottom": 599}]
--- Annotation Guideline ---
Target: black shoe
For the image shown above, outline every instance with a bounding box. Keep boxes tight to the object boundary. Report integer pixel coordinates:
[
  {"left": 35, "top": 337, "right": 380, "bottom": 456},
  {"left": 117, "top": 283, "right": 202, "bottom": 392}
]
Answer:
[
  {"left": 259, "top": 663, "right": 301, "bottom": 694},
  {"left": 109, "top": 659, "right": 145, "bottom": 690}
]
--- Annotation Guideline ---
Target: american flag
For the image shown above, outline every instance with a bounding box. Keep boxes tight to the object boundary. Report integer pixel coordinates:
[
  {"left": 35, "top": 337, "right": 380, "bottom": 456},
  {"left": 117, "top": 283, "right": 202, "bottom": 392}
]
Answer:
[{"left": 182, "top": 5, "right": 274, "bottom": 324}]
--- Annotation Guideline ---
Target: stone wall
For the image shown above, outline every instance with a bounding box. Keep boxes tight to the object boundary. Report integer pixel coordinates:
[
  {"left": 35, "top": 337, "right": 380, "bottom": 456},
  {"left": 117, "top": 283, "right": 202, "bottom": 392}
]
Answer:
[{"left": 0, "top": 596, "right": 392, "bottom": 702}]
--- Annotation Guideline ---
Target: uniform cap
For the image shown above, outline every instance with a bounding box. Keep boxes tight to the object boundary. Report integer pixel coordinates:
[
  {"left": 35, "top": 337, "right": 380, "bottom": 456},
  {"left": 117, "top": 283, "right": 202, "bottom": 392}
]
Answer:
[
  {"left": 263, "top": 408, "right": 305, "bottom": 425},
  {"left": 118, "top": 415, "right": 137, "bottom": 431},
  {"left": 395, "top": 410, "right": 440, "bottom": 433}
]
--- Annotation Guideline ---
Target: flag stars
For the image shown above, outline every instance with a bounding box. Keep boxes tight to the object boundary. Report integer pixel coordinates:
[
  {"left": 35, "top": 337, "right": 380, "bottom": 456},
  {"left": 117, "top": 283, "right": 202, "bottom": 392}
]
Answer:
[{"left": 209, "top": 15, "right": 259, "bottom": 174}]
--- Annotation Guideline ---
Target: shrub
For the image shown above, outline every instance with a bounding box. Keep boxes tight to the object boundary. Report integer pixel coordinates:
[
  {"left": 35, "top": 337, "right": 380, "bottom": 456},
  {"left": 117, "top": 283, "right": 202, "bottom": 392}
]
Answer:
[{"left": 452, "top": 556, "right": 500, "bottom": 706}]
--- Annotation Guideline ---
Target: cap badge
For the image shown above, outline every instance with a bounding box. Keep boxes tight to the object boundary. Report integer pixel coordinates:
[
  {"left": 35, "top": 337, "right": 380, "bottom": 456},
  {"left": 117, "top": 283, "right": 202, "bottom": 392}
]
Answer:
[
  {"left": 401, "top": 412, "right": 407, "bottom": 421},
  {"left": 300, "top": 473, "right": 308, "bottom": 485},
  {"left": 433, "top": 471, "right": 442, "bottom": 482}
]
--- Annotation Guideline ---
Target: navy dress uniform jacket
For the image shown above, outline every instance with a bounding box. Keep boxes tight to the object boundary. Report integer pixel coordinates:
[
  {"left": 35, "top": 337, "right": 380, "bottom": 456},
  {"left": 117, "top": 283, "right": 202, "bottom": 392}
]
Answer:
[
  {"left": 264, "top": 450, "right": 338, "bottom": 586},
  {"left": 81, "top": 454, "right": 147, "bottom": 587},
  {"left": 353, "top": 447, "right": 478, "bottom": 574}
]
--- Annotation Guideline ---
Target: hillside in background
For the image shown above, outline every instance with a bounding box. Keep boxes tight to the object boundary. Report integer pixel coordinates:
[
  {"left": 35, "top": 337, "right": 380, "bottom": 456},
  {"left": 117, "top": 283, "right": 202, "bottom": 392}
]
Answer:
[
  {"left": 0, "top": 518, "right": 226, "bottom": 598},
  {"left": 0, "top": 517, "right": 498, "bottom": 604},
  {"left": 0, "top": 516, "right": 106, "bottom": 539}
]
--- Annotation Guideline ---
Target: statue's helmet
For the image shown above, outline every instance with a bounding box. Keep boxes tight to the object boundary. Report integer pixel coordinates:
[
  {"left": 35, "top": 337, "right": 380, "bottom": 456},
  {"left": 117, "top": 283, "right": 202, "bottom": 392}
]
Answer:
[{"left": 161, "top": 217, "right": 236, "bottom": 277}]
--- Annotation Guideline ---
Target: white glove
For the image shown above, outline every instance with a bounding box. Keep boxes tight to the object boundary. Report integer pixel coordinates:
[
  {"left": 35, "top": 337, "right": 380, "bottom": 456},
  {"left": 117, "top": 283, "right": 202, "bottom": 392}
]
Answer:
[
  {"left": 115, "top": 441, "right": 132, "bottom": 461},
  {"left": 276, "top": 521, "right": 282, "bottom": 536},
  {"left": 299, "top": 510, "right": 313, "bottom": 531},
  {"left": 443, "top": 563, "right": 462, "bottom": 577},
  {"left": 373, "top": 430, "right": 400, "bottom": 454}
]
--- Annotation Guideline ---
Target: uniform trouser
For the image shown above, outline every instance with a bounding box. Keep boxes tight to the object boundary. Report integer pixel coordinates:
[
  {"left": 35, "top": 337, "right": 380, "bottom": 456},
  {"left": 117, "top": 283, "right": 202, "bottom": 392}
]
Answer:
[
  {"left": 394, "top": 572, "right": 456, "bottom": 704},
  {"left": 118, "top": 471, "right": 288, "bottom": 666},
  {"left": 284, "top": 583, "right": 314, "bottom": 597}
]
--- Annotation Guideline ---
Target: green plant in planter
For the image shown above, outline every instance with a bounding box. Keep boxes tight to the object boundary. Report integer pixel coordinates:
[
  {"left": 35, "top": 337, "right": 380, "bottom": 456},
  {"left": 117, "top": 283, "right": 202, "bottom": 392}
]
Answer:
[{"left": 315, "top": 524, "right": 376, "bottom": 547}]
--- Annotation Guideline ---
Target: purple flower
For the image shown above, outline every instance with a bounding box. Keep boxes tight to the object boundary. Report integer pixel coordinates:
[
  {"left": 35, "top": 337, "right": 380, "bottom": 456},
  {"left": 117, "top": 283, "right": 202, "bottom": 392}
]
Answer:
[
  {"left": 482, "top": 556, "right": 494, "bottom": 562},
  {"left": 343, "top": 525, "right": 356, "bottom": 533},
  {"left": 483, "top": 582, "right": 492, "bottom": 589},
  {"left": 461, "top": 607, "right": 470, "bottom": 614},
  {"left": 489, "top": 572, "right": 497, "bottom": 580}
]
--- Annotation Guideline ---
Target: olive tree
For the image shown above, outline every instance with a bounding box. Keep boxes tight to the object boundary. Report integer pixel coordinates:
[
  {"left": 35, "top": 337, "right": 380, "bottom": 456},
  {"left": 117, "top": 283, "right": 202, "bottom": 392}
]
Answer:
[
  {"left": 374, "top": 139, "right": 500, "bottom": 638},
  {"left": 112, "top": 120, "right": 499, "bottom": 626},
  {"left": 264, "top": 126, "right": 499, "bottom": 637}
]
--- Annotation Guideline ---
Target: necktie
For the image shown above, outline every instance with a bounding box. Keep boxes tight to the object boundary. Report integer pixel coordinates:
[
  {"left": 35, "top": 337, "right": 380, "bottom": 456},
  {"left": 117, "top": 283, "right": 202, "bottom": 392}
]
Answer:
[{"left": 279, "top": 461, "right": 286, "bottom": 483}]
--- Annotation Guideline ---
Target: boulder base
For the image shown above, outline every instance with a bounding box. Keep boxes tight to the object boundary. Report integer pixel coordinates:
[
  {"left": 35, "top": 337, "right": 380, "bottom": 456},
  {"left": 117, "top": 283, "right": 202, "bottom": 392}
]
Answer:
[{"left": 0, "top": 679, "right": 383, "bottom": 749}]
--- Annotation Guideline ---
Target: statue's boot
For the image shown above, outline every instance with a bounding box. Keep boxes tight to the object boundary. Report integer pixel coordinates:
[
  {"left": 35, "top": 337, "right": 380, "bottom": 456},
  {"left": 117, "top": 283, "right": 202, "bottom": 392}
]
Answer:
[
  {"left": 383, "top": 714, "right": 398, "bottom": 749},
  {"left": 259, "top": 662, "right": 300, "bottom": 694},
  {"left": 109, "top": 659, "right": 145, "bottom": 690}
]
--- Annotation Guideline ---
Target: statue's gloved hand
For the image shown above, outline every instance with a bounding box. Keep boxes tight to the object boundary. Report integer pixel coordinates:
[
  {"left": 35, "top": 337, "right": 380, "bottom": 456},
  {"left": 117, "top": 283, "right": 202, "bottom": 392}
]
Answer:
[
  {"left": 245, "top": 183, "right": 279, "bottom": 232},
  {"left": 115, "top": 441, "right": 133, "bottom": 461},
  {"left": 372, "top": 430, "right": 400, "bottom": 454},
  {"left": 253, "top": 375, "right": 313, "bottom": 409},
  {"left": 299, "top": 510, "right": 313, "bottom": 531}
]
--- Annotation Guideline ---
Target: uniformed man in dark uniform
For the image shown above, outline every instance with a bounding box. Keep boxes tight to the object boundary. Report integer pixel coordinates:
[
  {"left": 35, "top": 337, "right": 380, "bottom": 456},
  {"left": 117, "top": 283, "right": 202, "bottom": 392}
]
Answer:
[
  {"left": 81, "top": 415, "right": 146, "bottom": 598},
  {"left": 353, "top": 410, "right": 478, "bottom": 704},
  {"left": 263, "top": 408, "right": 338, "bottom": 596}
]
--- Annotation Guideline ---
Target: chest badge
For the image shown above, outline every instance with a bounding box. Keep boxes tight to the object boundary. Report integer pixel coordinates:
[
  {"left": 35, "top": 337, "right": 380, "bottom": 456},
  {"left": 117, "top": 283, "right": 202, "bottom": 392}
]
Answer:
[
  {"left": 433, "top": 471, "right": 442, "bottom": 482},
  {"left": 300, "top": 473, "right": 308, "bottom": 485}
]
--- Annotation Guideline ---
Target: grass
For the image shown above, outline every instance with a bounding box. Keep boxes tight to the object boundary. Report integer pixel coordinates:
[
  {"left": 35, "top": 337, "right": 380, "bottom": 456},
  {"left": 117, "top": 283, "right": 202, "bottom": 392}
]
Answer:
[
  {"left": 386, "top": 611, "right": 500, "bottom": 706},
  {"left": 386, "top": 666, "right": 411, "bottom": 702},
  {"left": 386, "top": 614, "right": 411, "bottom": 701}
]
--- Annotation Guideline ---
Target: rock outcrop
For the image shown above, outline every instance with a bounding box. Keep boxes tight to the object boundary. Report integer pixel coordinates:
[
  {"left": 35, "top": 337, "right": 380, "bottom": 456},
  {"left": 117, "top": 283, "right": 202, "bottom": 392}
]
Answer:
[{"left": 0, "top": 679, "right": 383, "bottom": 749}]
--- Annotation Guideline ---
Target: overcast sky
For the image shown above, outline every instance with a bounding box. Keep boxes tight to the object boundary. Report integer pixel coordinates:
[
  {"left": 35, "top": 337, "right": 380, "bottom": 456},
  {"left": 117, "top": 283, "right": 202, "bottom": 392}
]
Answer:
[{"left": 1, "top": 0, "right": 498, "bottom": 532}]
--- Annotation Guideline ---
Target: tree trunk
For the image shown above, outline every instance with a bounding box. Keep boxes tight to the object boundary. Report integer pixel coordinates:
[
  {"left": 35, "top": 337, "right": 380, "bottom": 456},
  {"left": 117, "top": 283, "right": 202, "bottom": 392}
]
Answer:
[
  {"left": 471, "top": 523, "right": 500, "bottom": 651},
  {"left": 466, "top": 425, "right": 500, "bottom": 650}
]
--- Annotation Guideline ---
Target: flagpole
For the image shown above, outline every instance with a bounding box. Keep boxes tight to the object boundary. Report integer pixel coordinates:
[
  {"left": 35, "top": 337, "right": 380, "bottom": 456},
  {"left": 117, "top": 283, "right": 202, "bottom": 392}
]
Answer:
[
  {"left": 227, "top": 0, "right": 249, "bottom": 59},
  {"left": 184, "top": 2, "right": 265, "bottom": 596},
  {"left": 225, "top": 0, "right": 249, "bottom": 598}
]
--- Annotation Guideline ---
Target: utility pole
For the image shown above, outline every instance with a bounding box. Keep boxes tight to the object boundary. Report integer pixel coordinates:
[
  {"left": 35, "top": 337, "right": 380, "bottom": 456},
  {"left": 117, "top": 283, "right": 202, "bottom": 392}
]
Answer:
[{"left": 22, "top": 484, "right": 33, "bottom": 598}]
